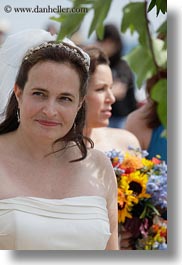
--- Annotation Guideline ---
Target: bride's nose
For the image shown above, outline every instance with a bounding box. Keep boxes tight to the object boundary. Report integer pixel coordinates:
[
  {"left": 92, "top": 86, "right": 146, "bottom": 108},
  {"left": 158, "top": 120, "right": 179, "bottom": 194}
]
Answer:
[{"left": 42, "top": 100, "right": 58, "bottom": 117}]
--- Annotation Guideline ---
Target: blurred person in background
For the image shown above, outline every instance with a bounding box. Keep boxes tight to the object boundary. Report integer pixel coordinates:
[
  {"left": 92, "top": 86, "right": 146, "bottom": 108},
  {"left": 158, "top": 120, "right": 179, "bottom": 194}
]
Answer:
[
  {"left": 125, "top": 69, "right": 167, "bottom": 163},
  {"left": 0, "top": 19, "right": 10, "bottom": 46},
  {"left": 96, "top": 23, "right": 137, "bottom": 129},
  {"left": 45, "top": 22, "right": 58, "bottom": 36}
]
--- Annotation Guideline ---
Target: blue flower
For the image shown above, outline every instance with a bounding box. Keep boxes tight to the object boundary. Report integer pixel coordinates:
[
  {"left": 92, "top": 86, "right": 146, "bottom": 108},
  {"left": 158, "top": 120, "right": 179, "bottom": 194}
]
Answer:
[{"left": 147, "top": 173, "right": 167, "bottom": 209}]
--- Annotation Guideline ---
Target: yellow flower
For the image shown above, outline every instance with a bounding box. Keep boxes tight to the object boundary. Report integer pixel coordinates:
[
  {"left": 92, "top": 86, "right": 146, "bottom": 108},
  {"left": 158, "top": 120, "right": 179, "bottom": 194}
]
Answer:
[
  {"left": 118, "top": 207, "right": 132, "bottom": 223},
  {"left": 142, "top": 157, "right": 154, "bottom": 170},
  {"left": 117, "top": 170, "right": 151, "bottom": 223},
  {"left": 117, "top": 180, "right": 139, "bottom": 223},
  {"left": 125, "top": 171, "right": 151, "bottom": 200}
]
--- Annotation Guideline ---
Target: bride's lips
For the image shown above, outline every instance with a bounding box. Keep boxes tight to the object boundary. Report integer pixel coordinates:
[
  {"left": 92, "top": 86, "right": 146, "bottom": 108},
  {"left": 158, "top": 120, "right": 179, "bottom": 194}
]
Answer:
[{"left": 36, "top": 119, "right": 61, "bottom": 127}]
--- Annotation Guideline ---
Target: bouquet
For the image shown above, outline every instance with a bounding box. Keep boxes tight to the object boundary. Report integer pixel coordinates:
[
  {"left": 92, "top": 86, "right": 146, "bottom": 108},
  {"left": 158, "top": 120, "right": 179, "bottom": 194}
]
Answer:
[{"left": 106, "top": 147, "right": 167, "bottom": 250}]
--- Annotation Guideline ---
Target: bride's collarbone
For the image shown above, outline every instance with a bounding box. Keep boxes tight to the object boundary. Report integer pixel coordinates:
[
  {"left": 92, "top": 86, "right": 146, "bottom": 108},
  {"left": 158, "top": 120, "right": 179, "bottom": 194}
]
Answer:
[{"left": 1, "top": 153, "right": 78, "bottom": 182}]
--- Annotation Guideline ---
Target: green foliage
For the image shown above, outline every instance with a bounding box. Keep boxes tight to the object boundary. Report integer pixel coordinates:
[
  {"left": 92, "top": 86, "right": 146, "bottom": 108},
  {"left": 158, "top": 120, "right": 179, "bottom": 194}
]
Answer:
[
  {"left": 148, "top": 0, "right": 167, "bottom": 16},
  {"left": 124, "top": 45, "right": 156, "bottom": 88},
  {"left": 51, "top": 12, "right": 86, "bottom": 40},
  {"left": 51, "top": 0, "right": 112, "bottom": 41},
  {"left": 51, "top": 0, "right": 89, "bottom": 41},
  {"left": 88, "top": 0, "right": 112, "bottom": 39},
  {"left": 121, "top": 2, "right": 149, "bottom": 47},
  {"left": 151, "top": 79, "right": 167, "bottom": 128},
  {"left": 124, "top": 37, "right": 167, "bottom": 88}
]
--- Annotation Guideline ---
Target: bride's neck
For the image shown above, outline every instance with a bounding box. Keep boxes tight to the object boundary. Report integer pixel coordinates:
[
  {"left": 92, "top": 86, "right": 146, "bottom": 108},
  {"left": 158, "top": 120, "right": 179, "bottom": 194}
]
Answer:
[
  {"left": 14, "top": 127, "right": 65, "bottom": 161},
  {"left": 83, "top": 126, "right": 93, "bottom": 139}
]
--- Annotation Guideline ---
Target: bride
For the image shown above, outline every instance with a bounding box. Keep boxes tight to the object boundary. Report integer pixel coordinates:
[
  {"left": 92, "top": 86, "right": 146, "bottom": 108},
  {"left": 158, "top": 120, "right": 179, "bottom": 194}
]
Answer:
[{"left": 0, "top": 29, "right": 118, "bottom": 250}]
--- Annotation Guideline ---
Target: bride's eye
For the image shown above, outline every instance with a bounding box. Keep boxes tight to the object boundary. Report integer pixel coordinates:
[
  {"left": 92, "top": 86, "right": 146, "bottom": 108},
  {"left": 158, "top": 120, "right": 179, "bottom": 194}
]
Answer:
[
  {"left": 59, "top": 96, "right": 72, "bottom": 102},
  {"left": 32, "top": 91, "right": 46, "bottom": 97}
]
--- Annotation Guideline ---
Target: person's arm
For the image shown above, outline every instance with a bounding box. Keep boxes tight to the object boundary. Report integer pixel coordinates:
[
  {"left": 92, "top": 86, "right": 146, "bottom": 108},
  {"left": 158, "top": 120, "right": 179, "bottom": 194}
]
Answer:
[
  {"left": 125, "top": 108, "right": 151, "bottom": 151},
  {"left": 125, "top": 110, "right": 145, "bottom": 148},
  {"left": 125, "top": 111, "right": 138, "bottom": 135}
]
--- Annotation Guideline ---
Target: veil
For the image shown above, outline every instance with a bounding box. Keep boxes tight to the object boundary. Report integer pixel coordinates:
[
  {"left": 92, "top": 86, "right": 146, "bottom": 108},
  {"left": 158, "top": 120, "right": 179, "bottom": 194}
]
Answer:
[
  {"left": 0, "top": 28, "right": 89, "bottom": 121},
  {"left": 0, "top": 29, "right": 56, "bottom": 117}
]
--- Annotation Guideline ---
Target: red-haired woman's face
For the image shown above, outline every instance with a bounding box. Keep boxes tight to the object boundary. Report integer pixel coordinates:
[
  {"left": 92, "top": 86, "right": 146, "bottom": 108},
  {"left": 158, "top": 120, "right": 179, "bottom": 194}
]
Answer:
[{"left": 86, "top": 64, "right": 115, "bottom": 128}]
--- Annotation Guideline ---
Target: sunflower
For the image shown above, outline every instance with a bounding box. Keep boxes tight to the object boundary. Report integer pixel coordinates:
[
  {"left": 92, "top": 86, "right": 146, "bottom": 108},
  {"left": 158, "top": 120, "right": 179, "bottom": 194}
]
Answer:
[
  {"left": 117, "top": 170, "right": 152, "bottom": 223},
  {"left": 123, "top": 171, "right": 151, "bottom": 200},
  {"left": 117, "top": 182, "right": 139, "bottom": 223},
  {"left": 117, "top": 188, "right": 133, "bottom": 223},
  {"left": 118, "top": 205, "right": 132, "bottom": 223}
]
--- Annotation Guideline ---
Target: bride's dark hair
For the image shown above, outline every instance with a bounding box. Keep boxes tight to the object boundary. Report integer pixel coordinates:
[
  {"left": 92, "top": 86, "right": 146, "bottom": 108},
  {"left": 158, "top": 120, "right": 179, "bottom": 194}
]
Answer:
[{"left": 0, "top": 42, "right": 93, "bottom": 161}]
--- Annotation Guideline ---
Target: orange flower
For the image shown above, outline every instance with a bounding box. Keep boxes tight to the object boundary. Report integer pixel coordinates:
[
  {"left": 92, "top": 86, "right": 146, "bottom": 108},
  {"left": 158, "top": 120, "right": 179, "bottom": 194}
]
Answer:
[
  {"left": 118, "top": 188, "right": 125, "bottom": 208},
  {"left": 120, "top": 153, "right": 143, "bottom": 173},
  {"left": 152, "top": 157, "right": 161, "bottom": 164}
]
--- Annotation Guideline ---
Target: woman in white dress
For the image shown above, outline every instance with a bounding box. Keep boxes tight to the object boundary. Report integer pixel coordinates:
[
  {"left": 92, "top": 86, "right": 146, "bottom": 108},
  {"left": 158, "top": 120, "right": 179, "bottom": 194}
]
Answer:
[
  {"left": 0, "top": 29, "right": 118, "bottom": 250},
  {"left": 82, "top": 46, "right": 141, "bottom": 249}
]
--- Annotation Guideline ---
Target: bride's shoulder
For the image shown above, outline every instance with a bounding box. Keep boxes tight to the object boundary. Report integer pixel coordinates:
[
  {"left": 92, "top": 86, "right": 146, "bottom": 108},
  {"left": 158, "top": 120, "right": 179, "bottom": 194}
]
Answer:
[
  {"left": 86, "top": 148, "right": 112, "bottom": 169},
  {"left": 87, "top": 148, "right": 109, "bottom": 161},
  {"left": 86, "top": 148, "right": 116, "bottom": 182}
]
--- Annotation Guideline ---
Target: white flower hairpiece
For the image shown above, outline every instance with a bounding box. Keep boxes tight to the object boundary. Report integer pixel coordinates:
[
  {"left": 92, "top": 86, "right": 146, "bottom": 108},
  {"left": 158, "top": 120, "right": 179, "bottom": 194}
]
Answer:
[{"left": 23, "top": 41, "right": 90, "bottom": 72}]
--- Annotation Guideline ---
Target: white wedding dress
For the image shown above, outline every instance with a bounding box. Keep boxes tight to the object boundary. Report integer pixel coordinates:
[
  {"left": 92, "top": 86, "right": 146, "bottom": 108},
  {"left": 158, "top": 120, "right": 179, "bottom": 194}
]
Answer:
[{"left": 0, "top": 196, "right": 111, "bottom": 250}]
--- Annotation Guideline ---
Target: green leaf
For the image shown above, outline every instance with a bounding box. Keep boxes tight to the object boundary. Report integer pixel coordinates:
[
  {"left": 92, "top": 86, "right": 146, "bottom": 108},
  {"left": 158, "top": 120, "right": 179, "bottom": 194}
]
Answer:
[
  {"left": 140, "top": 205, "right": 147, "bottom": 219},
  {"left": 51, "top": 0, "right": 112, "bottom": 41},
  {"left": 147, "top": 0, "right": 157, "bottom": 13},
  {"left": 140, "top": 201, "right": 160, "bottom": 219},
  {"left": 124, "top": 45, "right": 156, "bottom": 88},
  {"left": 51, "top": 0, "right": 91, "bottom": 40},
  {"left": 51, "top": 12, "right": 87, "bottom": 41},
  {"left": 88, "top": 0, "right": 112, "bottom": 39},
  {"left": 121, "top": 2, "right": 149, "bottom": 47},
  {"left": 151, "top": 79, "right": 167, "bottom": 128},
  {"left": 147, "top": 0, "right": 167, "bottom": 16},
  {"left": 123, "top": 37, "right": 167, "bottom": 88},
  {"left": 156, "top": 0, "right": 167, "bottom": 15}
]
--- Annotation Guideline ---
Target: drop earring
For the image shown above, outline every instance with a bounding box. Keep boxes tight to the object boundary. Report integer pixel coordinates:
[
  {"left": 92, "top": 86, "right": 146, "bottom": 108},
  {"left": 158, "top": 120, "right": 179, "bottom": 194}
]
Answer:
[{"left": 17, "top": 108, "right": 20, "bottom": 123}]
